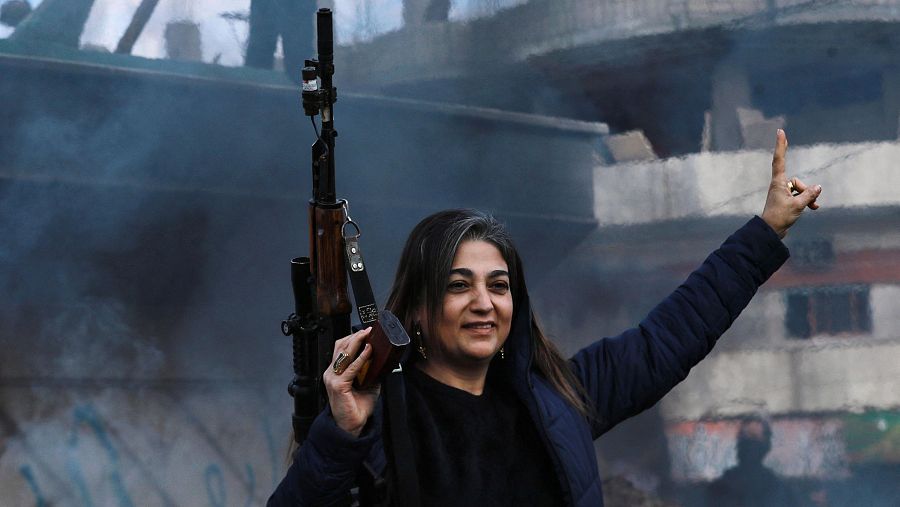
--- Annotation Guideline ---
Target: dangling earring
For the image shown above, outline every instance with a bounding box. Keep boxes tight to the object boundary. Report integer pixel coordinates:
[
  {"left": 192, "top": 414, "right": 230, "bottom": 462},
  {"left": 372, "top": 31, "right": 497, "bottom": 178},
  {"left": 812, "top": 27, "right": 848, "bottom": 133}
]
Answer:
[
  {"left": 500, "top": 347, "right": 505, "bottom": 360},
  {"left": 415, "top": 323, "right": 427, "bottom": 360}
]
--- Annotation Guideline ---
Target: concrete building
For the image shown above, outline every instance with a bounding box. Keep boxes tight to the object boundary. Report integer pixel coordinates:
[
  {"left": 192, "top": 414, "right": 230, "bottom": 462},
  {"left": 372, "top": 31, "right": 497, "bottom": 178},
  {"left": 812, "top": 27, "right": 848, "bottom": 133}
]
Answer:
[
  {"left": 540, "top": 143, "right": 900, "bottom": 498},
  {"left": 1, "top": 1, "right": 899, "bottom": 505},
  {"left": 341, "top": 0, "right": 900, "bottom": 157}
]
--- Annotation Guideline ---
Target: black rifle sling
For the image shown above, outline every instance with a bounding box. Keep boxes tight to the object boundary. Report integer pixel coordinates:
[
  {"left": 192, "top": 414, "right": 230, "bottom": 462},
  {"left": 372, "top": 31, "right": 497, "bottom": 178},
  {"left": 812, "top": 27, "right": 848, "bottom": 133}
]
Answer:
[
  {"left": 342, "top": 222, "right": 421, "bottom": 506},
  {"left": 343, "top": 231, "right": 379, "bottom": 325}
]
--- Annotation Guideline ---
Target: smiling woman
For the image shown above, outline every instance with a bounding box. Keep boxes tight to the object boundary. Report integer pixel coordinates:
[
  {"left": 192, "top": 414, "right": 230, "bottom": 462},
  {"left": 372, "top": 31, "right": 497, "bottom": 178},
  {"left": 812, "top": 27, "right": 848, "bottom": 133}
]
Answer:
[
  {"left": 268, "top": 132, "right": 823, "bottom": 507},
  {"left": 418, "top": 240, "right": 514, "bottom": 393},
  {"left": 380, "top": 209, "right": 589, "bottom": 421}
]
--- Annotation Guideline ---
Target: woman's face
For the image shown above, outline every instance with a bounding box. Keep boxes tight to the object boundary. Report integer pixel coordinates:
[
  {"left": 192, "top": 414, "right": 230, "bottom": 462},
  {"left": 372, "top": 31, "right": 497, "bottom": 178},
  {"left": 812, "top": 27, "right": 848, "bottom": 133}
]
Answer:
[{"left": 424, "top": 240, "right": 513, "bottom": 369}]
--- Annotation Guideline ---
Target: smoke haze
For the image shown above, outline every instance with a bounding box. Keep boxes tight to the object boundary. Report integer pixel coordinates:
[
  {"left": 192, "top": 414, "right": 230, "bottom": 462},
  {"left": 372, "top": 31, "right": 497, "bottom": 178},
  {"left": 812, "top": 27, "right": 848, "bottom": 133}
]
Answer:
[{"left": 1, "top": 1, "right": 899, "bottom": 505}]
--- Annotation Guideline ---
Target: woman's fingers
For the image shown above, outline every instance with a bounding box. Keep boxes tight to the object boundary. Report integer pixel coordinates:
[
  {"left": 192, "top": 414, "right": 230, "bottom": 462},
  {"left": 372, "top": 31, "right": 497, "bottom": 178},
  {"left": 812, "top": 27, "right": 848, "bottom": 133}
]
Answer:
[
  {"left": 331, "top": 327, "right": 372, "bottom": 362},
  {"left": 761, "top": 130, "right": 823, "bottom": 238},
  {"left": 789, "top": 177, "right": 822, "bottom": 210},
  {"left": 325, "top": 328, "right": 379, "bottom": 437},
  {"left": 771, "top": 129, "right": 788, "bottom": 179},
  {"left": 326, "top": 327, "right": 372, "bottom": 385},
  {"left": 345, "top": 341, "right": 373, "bottom": 379}
]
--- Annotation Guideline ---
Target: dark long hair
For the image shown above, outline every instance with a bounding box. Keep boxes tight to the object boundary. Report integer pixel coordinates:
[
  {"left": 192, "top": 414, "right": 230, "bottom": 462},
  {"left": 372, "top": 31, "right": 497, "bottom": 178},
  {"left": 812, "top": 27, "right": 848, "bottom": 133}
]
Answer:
[{"left": 385, "top": 209, "right": 589, "bottom": 417}]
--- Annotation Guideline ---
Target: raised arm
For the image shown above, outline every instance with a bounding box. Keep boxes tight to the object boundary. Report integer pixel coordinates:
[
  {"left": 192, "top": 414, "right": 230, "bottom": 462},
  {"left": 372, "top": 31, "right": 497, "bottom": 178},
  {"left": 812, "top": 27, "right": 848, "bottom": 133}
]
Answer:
[{"left": 572, "top": 130, "right": 821, "bottom": 437}]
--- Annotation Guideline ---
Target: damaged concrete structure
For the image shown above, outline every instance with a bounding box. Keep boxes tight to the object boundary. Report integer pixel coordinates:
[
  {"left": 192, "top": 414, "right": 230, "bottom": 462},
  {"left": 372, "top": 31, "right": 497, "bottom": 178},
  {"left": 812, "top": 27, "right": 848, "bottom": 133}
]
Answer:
[
  {"left": 341, "top": 0, "right": 900, "bottom": 158},
  {"left": 2, "top": 1, "right": 899, "bottom": 505}
]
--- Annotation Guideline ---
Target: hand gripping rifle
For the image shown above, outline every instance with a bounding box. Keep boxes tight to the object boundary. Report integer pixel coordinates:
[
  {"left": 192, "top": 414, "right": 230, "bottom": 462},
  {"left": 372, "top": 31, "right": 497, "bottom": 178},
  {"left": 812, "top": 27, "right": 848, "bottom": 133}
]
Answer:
[{"left": 280, "top": 8, "right": 410, "bottom": 447}]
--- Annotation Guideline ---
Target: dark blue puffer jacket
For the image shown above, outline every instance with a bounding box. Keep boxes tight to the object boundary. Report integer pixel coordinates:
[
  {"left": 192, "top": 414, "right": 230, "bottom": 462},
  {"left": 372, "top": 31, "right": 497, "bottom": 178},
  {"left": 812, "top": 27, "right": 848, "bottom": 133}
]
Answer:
[{"left": 269, "top": 216, "right": 789, "bottom": 507}]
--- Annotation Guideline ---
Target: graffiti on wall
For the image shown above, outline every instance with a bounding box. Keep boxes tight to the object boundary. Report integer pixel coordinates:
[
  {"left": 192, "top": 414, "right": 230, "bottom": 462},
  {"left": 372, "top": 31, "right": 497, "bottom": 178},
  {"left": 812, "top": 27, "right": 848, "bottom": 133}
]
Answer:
[
  {"left": 666, "top": 417, "right": 849, "bottom": 482},
  {"left": 0, "top": 386, "right": 290, "bottom": 506}
]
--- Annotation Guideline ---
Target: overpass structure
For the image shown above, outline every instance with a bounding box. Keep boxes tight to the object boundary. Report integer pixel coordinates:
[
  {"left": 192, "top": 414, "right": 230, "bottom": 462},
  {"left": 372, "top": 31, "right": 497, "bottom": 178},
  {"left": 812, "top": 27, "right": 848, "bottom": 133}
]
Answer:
[{"left": 344, "top": 0, "right": 900, "bottom": 156}]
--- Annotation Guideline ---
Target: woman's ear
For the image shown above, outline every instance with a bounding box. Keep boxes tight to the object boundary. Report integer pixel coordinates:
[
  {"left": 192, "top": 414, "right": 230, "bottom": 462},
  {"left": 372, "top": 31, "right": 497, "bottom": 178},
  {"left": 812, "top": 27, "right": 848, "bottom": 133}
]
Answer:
[
  {"left": 411, "top": 309, "right": 429, "bottom": 361},
  {"left": 413, "top": 311, "right": 428, "bottom": 339},
  {"left": 412, "top": 304, "right": 427, "bottom": 326}
]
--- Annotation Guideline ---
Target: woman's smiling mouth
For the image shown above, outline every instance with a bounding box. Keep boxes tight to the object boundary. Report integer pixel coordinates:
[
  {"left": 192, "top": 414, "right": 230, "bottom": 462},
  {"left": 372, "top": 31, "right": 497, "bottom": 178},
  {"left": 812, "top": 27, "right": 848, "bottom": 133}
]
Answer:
[{"left": 462, "top": 321, "right": 496, "bottom": 333}]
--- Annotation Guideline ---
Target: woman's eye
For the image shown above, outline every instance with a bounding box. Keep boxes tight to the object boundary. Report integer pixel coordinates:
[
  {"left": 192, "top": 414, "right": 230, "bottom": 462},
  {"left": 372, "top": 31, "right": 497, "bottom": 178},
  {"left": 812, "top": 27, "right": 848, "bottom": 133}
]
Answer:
[
  {"left": 447, "top": 280, "right": 468, "bottom": 291},
  {"left": 491, "top": 281, "right": 510, "bottom": 292}
]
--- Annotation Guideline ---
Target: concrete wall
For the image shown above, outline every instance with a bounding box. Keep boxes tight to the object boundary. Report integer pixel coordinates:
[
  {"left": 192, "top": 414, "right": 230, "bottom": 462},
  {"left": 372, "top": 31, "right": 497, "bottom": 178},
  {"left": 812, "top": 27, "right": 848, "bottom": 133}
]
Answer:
[
  {"left": 0, "top": 385, "right": 286, "bottom": 506},
  {"left": 588, "top": 141, "right": 900, "bottom": 420},
  {"left": 661, "top": 335, "right": 900, "bottom": 420},
  {"left": 593, "top": 141, "right": 900, "bottom": 226}
]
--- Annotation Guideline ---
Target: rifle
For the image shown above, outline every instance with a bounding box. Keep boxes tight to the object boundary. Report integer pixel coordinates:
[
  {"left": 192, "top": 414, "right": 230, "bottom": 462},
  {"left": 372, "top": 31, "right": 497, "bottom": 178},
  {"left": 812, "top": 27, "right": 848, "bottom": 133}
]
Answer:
[{"left": 280, "top": 8, "right": 409, "bottom": 447}]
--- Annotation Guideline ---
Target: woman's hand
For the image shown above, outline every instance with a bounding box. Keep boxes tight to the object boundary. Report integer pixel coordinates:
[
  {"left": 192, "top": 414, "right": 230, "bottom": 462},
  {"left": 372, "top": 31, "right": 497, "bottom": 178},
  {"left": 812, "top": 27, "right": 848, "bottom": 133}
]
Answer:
[
  {"left": 323, "top": 327, "right": 380, "bottom": 437},
  {"left": 761, "top": 129, "right": 822, "bottom": 239}
]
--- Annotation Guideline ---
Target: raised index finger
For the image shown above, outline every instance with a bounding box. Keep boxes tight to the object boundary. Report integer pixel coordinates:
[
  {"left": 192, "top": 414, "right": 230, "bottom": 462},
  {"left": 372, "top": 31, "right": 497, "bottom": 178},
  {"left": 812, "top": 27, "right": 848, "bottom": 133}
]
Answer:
[{"left": 771, "top": 129, "right": 788, "bottom": 179}]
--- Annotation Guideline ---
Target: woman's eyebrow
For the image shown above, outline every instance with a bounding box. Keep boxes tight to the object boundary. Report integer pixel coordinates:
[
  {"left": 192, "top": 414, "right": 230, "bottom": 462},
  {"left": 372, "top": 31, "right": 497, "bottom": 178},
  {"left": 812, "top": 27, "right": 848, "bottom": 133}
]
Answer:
[{"left": 449, "top": 268, "right": 510, "bottom": 278}]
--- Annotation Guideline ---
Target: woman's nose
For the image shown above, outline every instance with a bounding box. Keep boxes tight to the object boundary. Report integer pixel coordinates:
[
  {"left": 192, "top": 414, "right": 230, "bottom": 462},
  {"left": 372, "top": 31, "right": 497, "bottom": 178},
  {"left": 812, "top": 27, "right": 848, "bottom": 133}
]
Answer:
[{"left": 470, "top": 285, "right": 493, "bottom": 312}]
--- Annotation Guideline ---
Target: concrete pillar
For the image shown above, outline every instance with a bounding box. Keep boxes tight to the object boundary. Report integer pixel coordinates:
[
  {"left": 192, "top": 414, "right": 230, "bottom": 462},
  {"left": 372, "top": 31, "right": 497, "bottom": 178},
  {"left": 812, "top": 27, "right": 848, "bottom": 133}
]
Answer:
[
  {"left": 737, "top": 107, "right": 785, "bottom": 150},
  {"left": 709, "top": 60, "right": 752, "bottom": 151},
  {"left": 883, "top": 69, "right": 900, "bottom": 139},
  {"left": 403, "top": 0, "right": 450, "bottom": 27},
  {"left": 164, "top": 20, "right": 202, "bottom": 62}
]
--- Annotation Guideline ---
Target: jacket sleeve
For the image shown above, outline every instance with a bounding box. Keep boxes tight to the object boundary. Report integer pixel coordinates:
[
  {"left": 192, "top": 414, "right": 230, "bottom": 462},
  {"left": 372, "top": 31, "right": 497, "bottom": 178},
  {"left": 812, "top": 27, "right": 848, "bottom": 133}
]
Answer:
[
  {"left": 267, "top": 405, "right": 382, "bottom": 507},
  {"left": 570, "top": 216, "right": 789, "bottom": 437}
]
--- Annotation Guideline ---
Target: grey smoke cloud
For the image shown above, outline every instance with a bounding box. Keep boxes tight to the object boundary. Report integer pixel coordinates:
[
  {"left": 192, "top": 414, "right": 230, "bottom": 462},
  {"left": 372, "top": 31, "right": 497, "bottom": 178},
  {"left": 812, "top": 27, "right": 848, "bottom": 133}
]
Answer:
[{"left": 2, "top": 1, "right": 899, "bottom": 506}]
